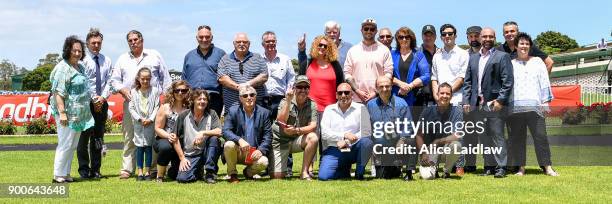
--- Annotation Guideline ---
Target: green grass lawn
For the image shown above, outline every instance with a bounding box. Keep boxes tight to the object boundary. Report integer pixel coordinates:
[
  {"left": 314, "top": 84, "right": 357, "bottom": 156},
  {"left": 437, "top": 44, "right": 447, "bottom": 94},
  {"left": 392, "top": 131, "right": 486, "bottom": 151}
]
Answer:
[
  {"left": 0, "top": 150, "right": 611, "bottom": 203},
  {"left": 0, "top": 134, "right": 123, "bottom": 145}
]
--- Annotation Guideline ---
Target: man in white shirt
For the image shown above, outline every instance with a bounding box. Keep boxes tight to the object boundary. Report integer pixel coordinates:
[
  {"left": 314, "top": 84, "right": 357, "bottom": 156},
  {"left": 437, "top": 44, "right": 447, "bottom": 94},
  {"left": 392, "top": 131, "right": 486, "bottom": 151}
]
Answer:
[
  {"left": 318, "top": 83, "right": 373, "bottom": 180},
  {"left": 431, "top": 23, "right": 469, "bottom": 105},
  {"left": 77, "top": 28, "right": 113, "bottom": 179},
  {"left": 111, "top": 30, "right": 172, "bottom": 179}
]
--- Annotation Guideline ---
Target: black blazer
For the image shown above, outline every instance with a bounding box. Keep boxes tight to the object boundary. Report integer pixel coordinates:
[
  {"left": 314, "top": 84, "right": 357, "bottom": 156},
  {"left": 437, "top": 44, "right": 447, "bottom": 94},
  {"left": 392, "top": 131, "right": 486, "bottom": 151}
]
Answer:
[
  {"left": 462, "top": 49, "right": 513, "bottom": 107},
  {"left": 222, "top": 104, "right": 272, "bottom": 155}
]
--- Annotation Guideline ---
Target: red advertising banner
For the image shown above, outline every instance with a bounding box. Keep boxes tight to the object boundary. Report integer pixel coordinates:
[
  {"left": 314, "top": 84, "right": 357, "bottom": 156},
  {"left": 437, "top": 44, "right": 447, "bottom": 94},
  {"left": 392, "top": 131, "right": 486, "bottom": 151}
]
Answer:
[{"left": 0, "top": 93, "right": 125, "bottom": 126}]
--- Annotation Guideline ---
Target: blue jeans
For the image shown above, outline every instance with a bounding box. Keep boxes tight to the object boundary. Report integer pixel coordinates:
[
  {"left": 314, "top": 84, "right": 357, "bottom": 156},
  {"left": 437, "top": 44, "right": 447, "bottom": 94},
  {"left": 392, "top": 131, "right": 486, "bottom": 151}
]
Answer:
[
  {"left": 176, "top": 153, "right": 204, "bottom": 183},
  {"left": 136, "top": 146, "right": 152, "bottom": 169},
  {"left": 318, "top": 137, "right": 373, "bottom": 181}
]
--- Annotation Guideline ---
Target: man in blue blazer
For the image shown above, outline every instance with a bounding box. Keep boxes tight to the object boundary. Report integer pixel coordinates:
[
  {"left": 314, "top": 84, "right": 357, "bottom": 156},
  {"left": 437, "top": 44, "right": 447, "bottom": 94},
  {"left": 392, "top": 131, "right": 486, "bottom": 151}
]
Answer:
[
  {"left": 223, "top": 85, "right": 272, "bottom": 183},
  {"left": 462, "top": 27, "right": 513, "bottom": 178}
]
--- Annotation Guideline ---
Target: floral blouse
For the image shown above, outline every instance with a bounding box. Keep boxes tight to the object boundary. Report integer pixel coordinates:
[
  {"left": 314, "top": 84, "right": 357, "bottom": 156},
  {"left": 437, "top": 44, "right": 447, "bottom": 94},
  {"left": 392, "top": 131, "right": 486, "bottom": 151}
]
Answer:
[{"left": 49, "top": 60, "right": 95, "bottom": 131}]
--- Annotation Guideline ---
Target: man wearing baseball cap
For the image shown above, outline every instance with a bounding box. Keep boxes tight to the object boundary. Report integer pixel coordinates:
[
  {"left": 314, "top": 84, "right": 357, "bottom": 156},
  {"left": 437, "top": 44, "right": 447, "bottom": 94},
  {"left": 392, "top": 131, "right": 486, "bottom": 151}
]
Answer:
[
  {"left": 270, "top": 75, "right": 319, "bottom": 180},
  {"left": 344, "top": 18, "right": 394, "bottom": 103}
]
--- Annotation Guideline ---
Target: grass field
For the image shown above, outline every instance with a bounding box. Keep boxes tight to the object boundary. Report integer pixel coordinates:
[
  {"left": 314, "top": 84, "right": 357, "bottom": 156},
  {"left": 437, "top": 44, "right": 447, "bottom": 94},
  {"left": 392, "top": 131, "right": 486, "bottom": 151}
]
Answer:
[{"left": 0, "top": 149, "right": 611, "bottom": 203}]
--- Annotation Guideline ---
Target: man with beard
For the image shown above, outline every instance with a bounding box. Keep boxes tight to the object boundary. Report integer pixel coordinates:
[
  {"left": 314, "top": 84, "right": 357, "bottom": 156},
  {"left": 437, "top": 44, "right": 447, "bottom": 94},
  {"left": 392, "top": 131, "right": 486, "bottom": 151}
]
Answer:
[
  {"left": 462, "top": 25, "right": 483, "bottom": 173},
  {"left": 466, "top": 26, "right": 482, "bottom": 55},
  {"left": 344, "top": 18, "right": 394, "bottom": 103},
  {"left": 463, "top": 27, "right": 513, "bottom": 178}
]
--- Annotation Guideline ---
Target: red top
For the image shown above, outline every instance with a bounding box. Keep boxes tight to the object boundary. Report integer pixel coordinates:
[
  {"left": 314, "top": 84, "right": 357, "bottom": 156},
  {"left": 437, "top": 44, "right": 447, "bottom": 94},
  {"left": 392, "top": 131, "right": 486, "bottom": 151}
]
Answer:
[{"left": 307, "top": 60, "right": 337, "bottom": 112}]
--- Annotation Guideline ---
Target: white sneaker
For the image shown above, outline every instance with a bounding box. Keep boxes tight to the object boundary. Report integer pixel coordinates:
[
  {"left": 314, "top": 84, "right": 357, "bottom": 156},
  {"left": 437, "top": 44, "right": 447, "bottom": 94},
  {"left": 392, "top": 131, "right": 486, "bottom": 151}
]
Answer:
[
  {"left": 371, "top": 165, "right": 376, "bottom": 177},
  {"left": 102, "top": 145, "right": 108, "bottom": 157}
]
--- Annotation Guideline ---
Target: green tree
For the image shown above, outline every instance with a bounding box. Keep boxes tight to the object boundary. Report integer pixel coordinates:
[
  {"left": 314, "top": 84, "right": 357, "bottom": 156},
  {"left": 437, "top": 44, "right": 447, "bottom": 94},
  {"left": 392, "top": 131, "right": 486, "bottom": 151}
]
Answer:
[
  {"left": 291, "top": 58, "right": 300, "bottom": 73},
  {"left": 23, "top": 53, "right": 62, "bottom": 91},
  {"left": 0, "top": 59, "right": 19, "bottom": 90},
  {"left": 535, "top": 31, "right": 579, "bottom": 54},
  {"left": 37, "top": 53, "right": 62, "bottom": 67}
]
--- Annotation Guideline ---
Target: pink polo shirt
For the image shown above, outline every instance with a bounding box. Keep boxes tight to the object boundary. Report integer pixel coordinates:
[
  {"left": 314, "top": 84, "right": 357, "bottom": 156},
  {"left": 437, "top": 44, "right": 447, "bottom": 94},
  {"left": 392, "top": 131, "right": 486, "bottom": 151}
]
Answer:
[{"left": 343, "top": 41, "right": 393, "bottom": 102}]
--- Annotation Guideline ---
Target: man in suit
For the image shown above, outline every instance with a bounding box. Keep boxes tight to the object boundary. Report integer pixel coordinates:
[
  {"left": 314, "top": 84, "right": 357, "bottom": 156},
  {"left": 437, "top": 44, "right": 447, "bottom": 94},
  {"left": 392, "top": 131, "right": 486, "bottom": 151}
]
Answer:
[
  {"left": 223, "top": 85, "right": 272, "bottom": 183},
  {"left": 462, "top": 27, "right": 513, "bottom": 178}
]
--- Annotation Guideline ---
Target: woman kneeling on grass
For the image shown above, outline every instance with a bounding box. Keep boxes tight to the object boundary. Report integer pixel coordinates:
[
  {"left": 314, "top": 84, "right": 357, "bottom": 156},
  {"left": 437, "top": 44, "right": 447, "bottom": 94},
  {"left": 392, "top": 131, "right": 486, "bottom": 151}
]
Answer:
[
  {"left": 154, "top": 80, "right": 190, "bottom": 182},
  {"left": 129, "top": 67, "right": 161, "bottom": 181},
  {"left": 50, "top": 35, "right": 95, "bottom": 183}
]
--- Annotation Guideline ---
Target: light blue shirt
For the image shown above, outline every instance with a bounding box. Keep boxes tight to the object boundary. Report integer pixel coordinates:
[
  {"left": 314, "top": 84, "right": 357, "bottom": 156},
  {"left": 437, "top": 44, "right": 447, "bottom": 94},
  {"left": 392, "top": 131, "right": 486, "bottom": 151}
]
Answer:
[
  {"left": 337, "top": 39, "right": 352, "bottom": 68},
  {"left": 82, "top": 50, "right": 113, "bottom": 98},
  {"left": 264, "top": 53, "right": 295, "bottom": 96}
]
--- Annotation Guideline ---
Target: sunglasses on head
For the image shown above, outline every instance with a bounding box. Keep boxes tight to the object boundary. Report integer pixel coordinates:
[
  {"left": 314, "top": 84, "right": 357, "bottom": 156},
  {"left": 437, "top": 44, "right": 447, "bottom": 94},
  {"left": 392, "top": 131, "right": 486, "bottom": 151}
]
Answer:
[
  {"left": 174, "top": 89, "right": 189, "bottom": 94},
  {"left": 241, "top": 93, "right": 256, "bottom": 98},
  {"left": 441, "top": 32, "right": 454, "bottom": 37},
  {"left": 336, "top": 91, "right": 351, "bottom": 96},
  {"left": 379, "top": 35, "right": 392, "bottom": 39}
]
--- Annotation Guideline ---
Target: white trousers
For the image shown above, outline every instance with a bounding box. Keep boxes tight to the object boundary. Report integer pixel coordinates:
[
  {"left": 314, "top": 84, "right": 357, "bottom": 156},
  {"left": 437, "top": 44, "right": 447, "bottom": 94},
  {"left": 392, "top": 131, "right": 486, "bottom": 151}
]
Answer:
[{"left": 53, "top": 123, "right": 81, "bottom": 177}]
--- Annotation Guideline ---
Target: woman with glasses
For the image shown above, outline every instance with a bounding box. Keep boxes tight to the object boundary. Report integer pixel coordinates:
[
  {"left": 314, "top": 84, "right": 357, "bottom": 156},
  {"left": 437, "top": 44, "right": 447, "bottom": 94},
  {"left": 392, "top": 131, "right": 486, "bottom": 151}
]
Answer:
[
  {"left": 50, "top": 35, "right": 95, "bottom": 183},
  {"left": 391, "top": 27, "right": 430, "bottom": 116},
  {"left": 153, "top": 80, "right": 190, "bottom": 182}
]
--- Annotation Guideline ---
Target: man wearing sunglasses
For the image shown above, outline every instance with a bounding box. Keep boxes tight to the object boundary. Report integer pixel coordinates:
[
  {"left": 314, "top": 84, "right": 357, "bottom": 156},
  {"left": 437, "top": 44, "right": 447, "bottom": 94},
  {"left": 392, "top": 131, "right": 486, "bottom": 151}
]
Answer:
[
  {"left": 182, "top": 25, "right": 226, "bottom": 117},
  {"left": 223, "top": 85, "right": 272, "bottom": 183},
  {"left": 319, "top": 83, "right": 374, "bottom": 180},
  {"left": 378, "top": 28, "right": 393, "bottom": 50},
  {"left": 344, "top": 18, "right": 394, "bottom": 103},
  {"left": 218, "top": 32, "right": 269, "bottom": 115},
  {"left": 270, "top": 75, "right": 318, "bottom": 180}
]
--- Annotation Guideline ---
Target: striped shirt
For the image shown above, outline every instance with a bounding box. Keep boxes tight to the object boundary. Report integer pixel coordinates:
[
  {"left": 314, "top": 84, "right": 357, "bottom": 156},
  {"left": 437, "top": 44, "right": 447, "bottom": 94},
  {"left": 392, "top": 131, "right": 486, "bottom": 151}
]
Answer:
[{"left": 217, "top": 51, "right": 268, "bottom": 111}]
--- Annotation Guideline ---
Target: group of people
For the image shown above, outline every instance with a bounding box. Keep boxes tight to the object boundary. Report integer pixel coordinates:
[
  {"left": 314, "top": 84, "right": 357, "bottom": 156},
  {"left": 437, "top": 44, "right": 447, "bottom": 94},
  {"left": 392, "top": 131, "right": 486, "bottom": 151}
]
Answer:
[{"left": 49, "top": 18, "right": 559, "bottom": 184}]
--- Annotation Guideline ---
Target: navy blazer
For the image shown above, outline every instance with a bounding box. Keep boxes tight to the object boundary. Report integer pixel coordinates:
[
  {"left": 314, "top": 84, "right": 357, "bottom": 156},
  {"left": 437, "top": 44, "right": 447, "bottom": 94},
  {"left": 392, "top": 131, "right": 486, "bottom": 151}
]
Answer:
[
  {"left": 462, "top": 49, "right": 513, "bottom": 107},
  {"left": 222, "top": 104, "right": 272, "bottom": 155}
]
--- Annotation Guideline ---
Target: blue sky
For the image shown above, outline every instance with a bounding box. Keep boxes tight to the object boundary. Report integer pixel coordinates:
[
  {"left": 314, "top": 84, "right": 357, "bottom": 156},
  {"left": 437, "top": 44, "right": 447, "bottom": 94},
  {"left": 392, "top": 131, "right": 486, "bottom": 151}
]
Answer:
[{"left": 1, "top": 0, "right": 610, "bottom": 71}]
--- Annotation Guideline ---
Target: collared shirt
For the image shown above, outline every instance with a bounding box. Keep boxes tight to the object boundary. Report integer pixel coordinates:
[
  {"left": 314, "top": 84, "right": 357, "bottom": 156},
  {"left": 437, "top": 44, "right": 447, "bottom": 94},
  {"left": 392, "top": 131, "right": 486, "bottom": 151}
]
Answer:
[
  {"left": 497, "top": 42, "right": 548, "bottom": 61},
  {"left": 419, "top": 105, "right": 463, "bottom": 144},
  {"left": 344, "top": 41, "right": 394, "bottom": 102},
  {"left": 82, "top": 50, "right": 113, "bottom": 98},
  {"left": 478, "top": 48, "right": 496, "bottom": 96},
  {"left": 511, "top": 57, "right": 553, "bottom": 117},
  {"left": 366, "top": 95, "right": 413, "bottom": 139},
  {"left": 337, "top": 39, "right": 352, "bottom": 68},
  {"left": 243, "top": 107, "right": 256, "bottom": 146},
  {"left": 264, "top": 53, "right": 296, "bottom": 96},
  {"left": 182, "top": 110, "right": 221, "bottom": 156},
  {"left": 431, "top": 45, "right": 469, "bottom": 105},
  {"left": 111, "top": 49, "right": 172, "bottom": 94},
  {"left": 218, "top": 51, "right": 268, "bottom": 110},
  {"left": 320, "top": 102, "right": 371, "bottom": 150},
  {"left": 49, "top": 60, "right": 95, "bottom": 131},
  {"left": 272, "top": 98, "right": 318, "bottom": 143},
  {"left": 182, "top": 45, "right": 226, "bottom": 93},
  {"left": 419, "top": 44, "right": 439, "bottom": 67}
]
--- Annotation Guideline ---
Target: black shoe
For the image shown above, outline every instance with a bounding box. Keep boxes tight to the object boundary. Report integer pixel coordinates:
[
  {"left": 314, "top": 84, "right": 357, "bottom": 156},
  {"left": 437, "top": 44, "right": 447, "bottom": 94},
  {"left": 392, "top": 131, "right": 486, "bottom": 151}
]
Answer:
[
  {"left": 144, "top": 175, "right": 152, "bottom": 181},
  {"left": 80, "top": 174, "right": 92, "bottom": 180},
  {"left": 479, "top": 169, "right": 494, "bottom": 176},
  {"left": 355, "top": 174, "right": 365, "bottom": 180},
  {"left": 494, "top": 169, "right": 506, "bottom": 178},
  {"left": 442, "top": 172, "right": 451, "bottom": 179},
  {"left": 243, "top": 169, "right": 253, "bottom": 179},
  {"left": 403, "top": 172, "right": 413, "bottom": 181},
  {"left": 90, "top": 172, "right": 105, "bottom": 179},
  {"left": 464, "top": 166, "right": 477, "bottom": 173},
  {"left": 205, "top": 173, "right": 216, "bottom": 184},
  {"left": 137, "top": 175, "right": 145, "bottom": 181}
]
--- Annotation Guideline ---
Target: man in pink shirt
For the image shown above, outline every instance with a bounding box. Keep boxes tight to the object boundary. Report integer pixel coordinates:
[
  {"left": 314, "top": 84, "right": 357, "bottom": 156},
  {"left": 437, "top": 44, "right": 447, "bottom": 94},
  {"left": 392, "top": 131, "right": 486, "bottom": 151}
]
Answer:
[{"left": 344, "top": 18, "right": 394, "bottom": 103}]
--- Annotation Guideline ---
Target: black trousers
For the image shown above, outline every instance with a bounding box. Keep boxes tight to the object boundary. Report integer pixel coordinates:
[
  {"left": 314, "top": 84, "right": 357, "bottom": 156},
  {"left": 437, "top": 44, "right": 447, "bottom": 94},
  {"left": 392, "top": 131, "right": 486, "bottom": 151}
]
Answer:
[
  {"left": 507, "top": 111, "right": 552, "bottom": 166},
  {"left": 208, "top": 92, "right": 223, "bottom": 118},
  {"left": 155, "top": 137, "right": 222, "bottom": 179},
  {"left": 77, "top": 101, "right": 108, "bottom": 176}
]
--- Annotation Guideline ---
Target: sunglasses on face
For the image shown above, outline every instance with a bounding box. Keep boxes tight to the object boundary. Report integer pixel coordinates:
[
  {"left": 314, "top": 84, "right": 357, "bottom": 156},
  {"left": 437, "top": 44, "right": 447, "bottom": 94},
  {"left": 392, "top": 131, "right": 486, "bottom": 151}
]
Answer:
[
  {"left": 318, "top": 43, "right": 328, "bottom": 49},
  {"left": 379, "top": 35, "right": 392, "bottom": 39},
  {"left": 441, "top": 32, "right": 454, "bottom": 37},
  {"left": 241, "top": 93, "right": 256, "bottom": 98},
  {"left": 295, "top": 85, "right": 310, "bottom": 90},
  {"left": 173, "top": 89, "right": 189, "bottom": 94},
  {"left": 363, "top": 27, "right": 377, "bottom": 32},
  {"left": 397, "top": 35, "right": 410, "bottom": 41},
  {"left": 336, "top": 91, "right": 351, "bottom": 96},
  {"left": 239, "top": 63, "right": 244, "bottom": 75}
]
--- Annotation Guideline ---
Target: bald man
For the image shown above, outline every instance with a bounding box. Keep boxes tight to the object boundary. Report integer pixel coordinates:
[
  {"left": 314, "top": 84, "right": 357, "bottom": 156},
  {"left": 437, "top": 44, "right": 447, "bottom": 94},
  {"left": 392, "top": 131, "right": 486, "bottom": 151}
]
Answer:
[
  {"left": 319, "top": 83, "right": 373, "bottom": 180},
  {"left": 462, "top": 27, "right": 513, "bottom": 178},
  {"left": 218, "top": 32, "right": 269, "bottom": 113}
]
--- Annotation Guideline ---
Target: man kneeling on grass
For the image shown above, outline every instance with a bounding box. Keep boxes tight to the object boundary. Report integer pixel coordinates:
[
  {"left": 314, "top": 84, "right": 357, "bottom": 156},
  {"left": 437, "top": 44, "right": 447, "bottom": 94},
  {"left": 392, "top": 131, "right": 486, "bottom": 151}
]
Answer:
[
  {"left": 223, "top": 85, "right": 272, "bottom": 183},
  {"left": 172, "top": 89, "right": 222, "bottom": 183},
  {"left": 271, "top": 75, "right": 319, "bottom": 180},
  {"left": 416, "top": 83, "right": 463, "bottom": 179}
]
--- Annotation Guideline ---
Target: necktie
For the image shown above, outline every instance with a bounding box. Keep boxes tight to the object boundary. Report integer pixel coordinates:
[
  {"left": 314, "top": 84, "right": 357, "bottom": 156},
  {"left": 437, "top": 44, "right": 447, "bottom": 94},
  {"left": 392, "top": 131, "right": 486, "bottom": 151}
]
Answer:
[{"left": 94, "top": 55, "right": 101, "bottom": 96}]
